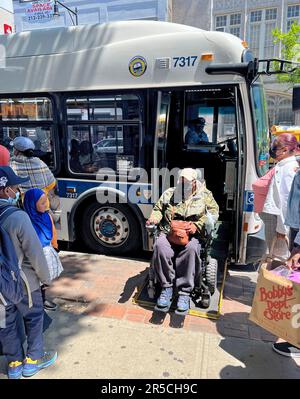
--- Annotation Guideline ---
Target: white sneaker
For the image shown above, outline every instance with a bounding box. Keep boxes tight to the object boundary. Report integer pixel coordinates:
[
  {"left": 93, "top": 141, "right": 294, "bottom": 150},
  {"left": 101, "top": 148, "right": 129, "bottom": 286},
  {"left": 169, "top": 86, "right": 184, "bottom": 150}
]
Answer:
[{"left": 272, "top": 342, "right": 300, "bottom": 358}]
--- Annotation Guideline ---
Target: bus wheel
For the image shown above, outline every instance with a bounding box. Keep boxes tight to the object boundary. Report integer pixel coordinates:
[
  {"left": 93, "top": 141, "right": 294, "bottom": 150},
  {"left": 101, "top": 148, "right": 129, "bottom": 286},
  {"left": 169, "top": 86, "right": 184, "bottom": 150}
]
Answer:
[{"left": 81, "top": 203, "right": 141, "bottom": 255}]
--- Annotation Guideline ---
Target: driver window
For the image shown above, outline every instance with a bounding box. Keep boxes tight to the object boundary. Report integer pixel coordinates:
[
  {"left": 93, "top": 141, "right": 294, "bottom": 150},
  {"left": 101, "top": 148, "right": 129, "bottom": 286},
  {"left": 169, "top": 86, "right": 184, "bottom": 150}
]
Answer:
[
  {"left": 184, "top": 89, "right": 237, "bottom": 155},
  {"left": 184, "top": 105, "right": 214, "bottom": 145},
  {"left": 217, "top": 106, "right": 237, "bottom": 154}
]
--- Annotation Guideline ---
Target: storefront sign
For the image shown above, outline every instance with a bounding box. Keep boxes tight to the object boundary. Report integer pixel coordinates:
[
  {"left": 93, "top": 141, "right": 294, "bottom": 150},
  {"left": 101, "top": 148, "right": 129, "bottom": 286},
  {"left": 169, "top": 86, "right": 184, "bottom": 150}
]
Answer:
[
  {"left": 4, "top": 24, "right": 12, "bottom": 34},
  {"left": 25, "top": 1, "right": 54, "bottom": 24}
]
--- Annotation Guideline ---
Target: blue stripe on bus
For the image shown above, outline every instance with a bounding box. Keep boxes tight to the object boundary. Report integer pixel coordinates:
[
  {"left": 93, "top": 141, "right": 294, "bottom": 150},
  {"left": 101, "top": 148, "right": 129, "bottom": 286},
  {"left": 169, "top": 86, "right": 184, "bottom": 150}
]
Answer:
[{"left": 57, "top": 179, "right": 154, "bottom": 204}]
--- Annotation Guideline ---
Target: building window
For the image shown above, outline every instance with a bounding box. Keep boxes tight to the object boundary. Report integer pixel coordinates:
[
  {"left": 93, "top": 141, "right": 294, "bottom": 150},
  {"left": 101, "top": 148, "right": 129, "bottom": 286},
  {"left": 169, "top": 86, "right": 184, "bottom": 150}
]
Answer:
[
  {"left": 287, "top": 5, "right": 300, "bottom": 31},
  {"left": 230, "top": 26, "right": 241, "bottom": 37},
  {"left": 216, "top": 15, "right": 227, "bottom": 28},
  {"left": 249, "top": 8, "right": 278, "bottom": 58},
  {"left": 264, "top": 21, "right": 277, "bottom": 58},
  {"left": 250, "top": 10, "right": 262, "bottom": 22},
  {"left": 265, "top": 8, "right": 277, "bottom": 21},
  {"left": 230, "top": 14, "right": 241, "bottom": 26},
  {"left": 249, "top": 24, "right": 261, "bottom": 57},
  {"left": 287, "top": 5, "right": 300, "bottom": 18},
  {"left": 215, "top": 13, "right": 241, "bottom": 38}
]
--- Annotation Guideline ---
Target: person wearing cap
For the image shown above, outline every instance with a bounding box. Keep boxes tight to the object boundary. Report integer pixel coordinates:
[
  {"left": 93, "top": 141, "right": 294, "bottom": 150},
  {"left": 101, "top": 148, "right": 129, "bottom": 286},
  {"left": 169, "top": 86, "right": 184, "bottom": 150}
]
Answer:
[
  {"left": 185, "top": 117, "right": 209, "bottom": 145},
  {"left": 146, "top": 168, "right": 219, "bottom": 313},
  {"left": 10, "top": 136, "right": 56, "bottom": 193},
  {"left": 0, "top": 166, "right": 57, "bottom": 379},
  {"left": 0, "top": 145, "right": 10, "bottom": 166},
  {"left": 10, "top": 136, "right": 61, "bottom": 310}
]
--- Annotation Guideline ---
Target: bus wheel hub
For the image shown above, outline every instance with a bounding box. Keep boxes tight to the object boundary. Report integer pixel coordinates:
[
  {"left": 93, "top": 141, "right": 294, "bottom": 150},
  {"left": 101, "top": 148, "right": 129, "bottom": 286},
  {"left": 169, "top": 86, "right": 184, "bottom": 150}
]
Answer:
[{"left": 93, "top": 208, "right": 129, "bottom": 245}]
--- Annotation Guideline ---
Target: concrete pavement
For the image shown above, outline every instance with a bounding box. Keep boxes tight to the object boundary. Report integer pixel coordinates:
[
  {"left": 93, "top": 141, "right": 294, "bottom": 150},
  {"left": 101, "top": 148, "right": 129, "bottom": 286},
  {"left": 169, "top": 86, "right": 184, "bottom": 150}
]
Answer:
[
  {"left": 1, "top": 251, "right": 300, "bottom": 379},
  {"left": 1, "top": 306, "right": 300, "bottom": 379}
]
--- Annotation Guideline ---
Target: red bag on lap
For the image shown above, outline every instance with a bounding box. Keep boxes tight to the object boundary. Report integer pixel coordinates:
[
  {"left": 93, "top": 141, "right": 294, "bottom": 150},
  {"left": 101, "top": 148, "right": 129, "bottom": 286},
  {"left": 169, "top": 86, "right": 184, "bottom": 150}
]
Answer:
[{"left": 167, "top": 220, "right": 190, "bottom": 246}]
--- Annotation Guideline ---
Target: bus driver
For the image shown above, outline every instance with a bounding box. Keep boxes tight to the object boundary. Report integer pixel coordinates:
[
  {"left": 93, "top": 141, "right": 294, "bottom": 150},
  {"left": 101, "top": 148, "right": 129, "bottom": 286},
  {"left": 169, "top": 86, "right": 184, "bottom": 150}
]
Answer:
[{"left": 185, "top": 117, "right": 209, "bottom": 145}]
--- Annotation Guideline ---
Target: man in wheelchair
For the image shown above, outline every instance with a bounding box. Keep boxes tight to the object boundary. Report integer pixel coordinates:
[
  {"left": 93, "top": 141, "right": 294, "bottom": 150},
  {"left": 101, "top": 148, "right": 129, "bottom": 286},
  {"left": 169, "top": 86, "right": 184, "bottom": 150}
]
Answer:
[{"left": 146, "top": 168, "right": 219, "bottom": 314}]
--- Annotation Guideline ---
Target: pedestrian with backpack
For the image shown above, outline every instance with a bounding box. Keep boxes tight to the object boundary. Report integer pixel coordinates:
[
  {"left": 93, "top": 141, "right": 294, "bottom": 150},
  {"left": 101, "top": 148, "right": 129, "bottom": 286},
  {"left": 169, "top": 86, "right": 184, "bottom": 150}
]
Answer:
[{"left": 0, "top": 166, "right": 57, "bottom": 379}]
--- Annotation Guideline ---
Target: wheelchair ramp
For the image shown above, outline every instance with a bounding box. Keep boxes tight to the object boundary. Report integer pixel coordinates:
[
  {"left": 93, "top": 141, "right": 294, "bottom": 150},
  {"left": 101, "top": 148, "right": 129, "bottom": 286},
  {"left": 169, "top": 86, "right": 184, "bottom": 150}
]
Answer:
[{"left": 133, "top": 221, "right": 230, "bottom": 319}]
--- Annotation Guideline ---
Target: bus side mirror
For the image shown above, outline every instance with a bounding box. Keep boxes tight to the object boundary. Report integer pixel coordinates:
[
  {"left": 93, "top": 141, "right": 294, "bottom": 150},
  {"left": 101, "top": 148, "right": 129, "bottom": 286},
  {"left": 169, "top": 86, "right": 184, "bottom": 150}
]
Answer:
[{"left": 292, "top": 84, "right": 300, "bottom": 111}]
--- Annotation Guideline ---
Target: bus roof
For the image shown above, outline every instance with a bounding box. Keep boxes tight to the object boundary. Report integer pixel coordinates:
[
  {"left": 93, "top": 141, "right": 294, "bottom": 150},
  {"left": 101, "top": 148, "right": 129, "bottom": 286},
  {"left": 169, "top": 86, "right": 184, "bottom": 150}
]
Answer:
[{"left": 0, "top": 20, "right": 248, "bottom": 94}]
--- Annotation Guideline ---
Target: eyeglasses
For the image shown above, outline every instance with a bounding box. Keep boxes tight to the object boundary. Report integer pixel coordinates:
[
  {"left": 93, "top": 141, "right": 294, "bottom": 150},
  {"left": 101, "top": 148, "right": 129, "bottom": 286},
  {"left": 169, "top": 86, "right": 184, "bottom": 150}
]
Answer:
[{"left": 271, "top": 146, "right": 285, "bottom": 153}]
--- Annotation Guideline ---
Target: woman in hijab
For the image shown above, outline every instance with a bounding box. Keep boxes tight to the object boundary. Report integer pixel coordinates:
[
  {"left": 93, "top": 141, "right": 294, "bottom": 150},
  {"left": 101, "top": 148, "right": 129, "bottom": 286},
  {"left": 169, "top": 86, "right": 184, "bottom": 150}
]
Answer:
[{"left": 24, "top": 188, "right": 63, "bottom": 311}]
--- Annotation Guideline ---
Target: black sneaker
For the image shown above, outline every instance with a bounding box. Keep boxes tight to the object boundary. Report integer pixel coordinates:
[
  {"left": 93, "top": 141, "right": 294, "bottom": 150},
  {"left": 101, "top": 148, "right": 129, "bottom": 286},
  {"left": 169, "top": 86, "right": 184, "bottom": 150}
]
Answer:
[
  {"left": 272, "top": 342, "right": 300, "bottom": 358},
  {"left": 43, "top": 300, "right": 58, "bottom": 311}
]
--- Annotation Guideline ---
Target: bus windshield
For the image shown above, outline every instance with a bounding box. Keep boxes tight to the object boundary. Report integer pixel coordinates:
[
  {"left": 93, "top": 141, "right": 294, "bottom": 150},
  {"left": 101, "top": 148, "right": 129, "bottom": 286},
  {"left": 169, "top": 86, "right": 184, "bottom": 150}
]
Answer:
[{"left": 251, "top": 83, "right": 270, "bottom": 176}]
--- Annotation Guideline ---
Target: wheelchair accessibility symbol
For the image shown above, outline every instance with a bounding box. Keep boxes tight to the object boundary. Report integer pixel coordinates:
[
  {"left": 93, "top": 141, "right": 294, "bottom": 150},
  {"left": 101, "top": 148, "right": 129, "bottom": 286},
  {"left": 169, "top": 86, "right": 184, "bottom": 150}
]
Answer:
[{"left": 244, "top": 191, "right": 254, "bottom": 212}]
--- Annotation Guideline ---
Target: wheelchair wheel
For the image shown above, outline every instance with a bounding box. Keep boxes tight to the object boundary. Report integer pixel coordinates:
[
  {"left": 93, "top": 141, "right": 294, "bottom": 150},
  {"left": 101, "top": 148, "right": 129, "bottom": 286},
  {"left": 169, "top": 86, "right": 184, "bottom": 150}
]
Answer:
[
  {"left": 206, "top": 257, "right": 218, "bottom": 294},
  {"left": 200, "top": 292, "right": 211, "bottom": 308}
]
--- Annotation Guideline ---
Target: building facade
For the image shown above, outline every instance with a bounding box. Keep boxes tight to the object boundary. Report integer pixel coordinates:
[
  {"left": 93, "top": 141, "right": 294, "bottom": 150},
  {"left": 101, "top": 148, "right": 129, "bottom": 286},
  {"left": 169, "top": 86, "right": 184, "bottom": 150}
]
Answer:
[
  {"left": 173, "top": 0, "right": 300, "bottom": 125},
  {"left": 13, "top": 0, "right": 172, "bottom": 32},
  {"left": 0, "top": 0, "right": 14, "bottom": 34}
]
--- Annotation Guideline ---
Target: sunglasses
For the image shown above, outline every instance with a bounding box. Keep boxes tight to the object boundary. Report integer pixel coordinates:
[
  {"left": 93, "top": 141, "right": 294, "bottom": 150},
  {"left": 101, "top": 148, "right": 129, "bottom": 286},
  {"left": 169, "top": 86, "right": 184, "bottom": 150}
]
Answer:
[{"left": 271, "top": 146, "right": 286, "bottom": 152}]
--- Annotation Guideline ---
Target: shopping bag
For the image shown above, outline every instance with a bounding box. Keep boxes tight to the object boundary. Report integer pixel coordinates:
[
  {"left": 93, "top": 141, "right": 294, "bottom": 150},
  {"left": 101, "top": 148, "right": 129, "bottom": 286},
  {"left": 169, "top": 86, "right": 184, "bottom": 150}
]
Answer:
[{"left": 249, "top": 263, "right": 300, "bottom": 348}]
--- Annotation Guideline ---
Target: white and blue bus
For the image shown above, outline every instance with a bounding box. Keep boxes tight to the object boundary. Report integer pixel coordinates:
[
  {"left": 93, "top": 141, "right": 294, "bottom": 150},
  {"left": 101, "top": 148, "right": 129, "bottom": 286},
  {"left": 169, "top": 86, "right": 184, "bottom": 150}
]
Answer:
[{"left": 0, "top": 21, "right": 270, "bottom": 264}]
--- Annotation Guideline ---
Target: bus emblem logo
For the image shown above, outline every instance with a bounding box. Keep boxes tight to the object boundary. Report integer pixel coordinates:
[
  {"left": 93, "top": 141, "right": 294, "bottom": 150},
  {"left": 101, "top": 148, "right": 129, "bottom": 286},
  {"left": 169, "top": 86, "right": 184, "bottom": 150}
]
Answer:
[{"left": 129, "top": 56, "right": 147, "bottom": 77}]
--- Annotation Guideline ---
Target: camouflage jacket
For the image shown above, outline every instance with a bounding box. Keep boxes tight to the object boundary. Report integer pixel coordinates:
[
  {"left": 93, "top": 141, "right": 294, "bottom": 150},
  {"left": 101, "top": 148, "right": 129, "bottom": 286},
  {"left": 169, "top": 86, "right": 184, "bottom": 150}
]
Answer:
[{"left": 150, "top": 182, "right": 219, "bottom": 239}]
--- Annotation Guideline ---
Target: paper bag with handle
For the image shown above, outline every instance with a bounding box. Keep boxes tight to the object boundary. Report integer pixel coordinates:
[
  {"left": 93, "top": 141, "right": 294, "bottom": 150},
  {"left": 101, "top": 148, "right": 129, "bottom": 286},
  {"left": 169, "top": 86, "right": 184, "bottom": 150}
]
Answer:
[{"left": 249, "top": 238, "right": 300, "bottom": 348}]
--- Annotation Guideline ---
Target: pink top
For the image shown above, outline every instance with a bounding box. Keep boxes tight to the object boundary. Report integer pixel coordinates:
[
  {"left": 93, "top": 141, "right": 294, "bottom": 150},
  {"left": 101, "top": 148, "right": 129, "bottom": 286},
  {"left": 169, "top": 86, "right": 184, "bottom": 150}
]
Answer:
[
  {"left": 0, "top": 145, "right": 10, "bottom": 166},
  {"left": 252, "top": 167, "right": 276, "bottom": 213}
]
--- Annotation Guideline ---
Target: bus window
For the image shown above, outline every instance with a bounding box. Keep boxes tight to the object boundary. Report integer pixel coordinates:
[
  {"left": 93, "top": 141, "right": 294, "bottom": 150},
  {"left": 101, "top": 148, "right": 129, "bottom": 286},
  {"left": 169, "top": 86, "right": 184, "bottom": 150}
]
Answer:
[
  {"left": 184, "top": 87, "right": 238, "bottom": 152},
  {"left": 0, "top": 97, "right": 56, "bottom": 170},
  {"left": 66, "top": 94, "right": 142, "bottom": 175},
  {"left": 251, "top": 83, "right": 270, "bottom": 176},
  {"left": 0, "top": 126, "right": 56, "bottom": 169},
  {"left": 185, "top": 102, "right": 213, "bottom": 144},
  {"left": 68, "top": 124, "right": 140, "bottom": 174},
  {"left": 0, "top": 97, "right": 52, "bottom": 121},
  {"left": 66, "top": 94, "right": 140, "bottom": 121},
  {"left": 217, "top": 106, "right": 237, "bottom": 154}
]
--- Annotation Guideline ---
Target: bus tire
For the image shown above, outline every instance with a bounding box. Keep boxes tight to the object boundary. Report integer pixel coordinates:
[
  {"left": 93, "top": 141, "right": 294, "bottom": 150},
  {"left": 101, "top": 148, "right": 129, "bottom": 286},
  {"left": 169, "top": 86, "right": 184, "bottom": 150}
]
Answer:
[
  {"left": 80, "top": 203, "right": 141, "bottom": 256},
  {"left": 206, "top": 257, "right": 218, "bottom": 295}
]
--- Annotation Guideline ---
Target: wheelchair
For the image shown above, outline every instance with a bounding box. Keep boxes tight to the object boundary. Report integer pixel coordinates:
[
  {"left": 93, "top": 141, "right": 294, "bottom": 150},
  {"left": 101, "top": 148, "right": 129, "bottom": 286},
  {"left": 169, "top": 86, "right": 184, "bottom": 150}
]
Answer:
[{"left": 146, "top": 222, "right": 218, "bottom": 312}]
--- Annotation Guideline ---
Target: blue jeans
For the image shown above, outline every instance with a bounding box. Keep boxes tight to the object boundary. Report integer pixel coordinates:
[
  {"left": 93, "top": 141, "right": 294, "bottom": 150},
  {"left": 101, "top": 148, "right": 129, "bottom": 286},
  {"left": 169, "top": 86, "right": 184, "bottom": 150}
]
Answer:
[{"left": 0, "top": 289, "right": 44, "bottom": 363}]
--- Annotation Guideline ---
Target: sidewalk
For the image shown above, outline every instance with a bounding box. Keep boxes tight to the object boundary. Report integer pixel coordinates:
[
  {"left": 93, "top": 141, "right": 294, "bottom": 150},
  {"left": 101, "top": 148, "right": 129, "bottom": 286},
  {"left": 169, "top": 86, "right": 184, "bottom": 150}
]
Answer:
[{"left": 1, "top": 251, "right": 300, "bottom": 379}]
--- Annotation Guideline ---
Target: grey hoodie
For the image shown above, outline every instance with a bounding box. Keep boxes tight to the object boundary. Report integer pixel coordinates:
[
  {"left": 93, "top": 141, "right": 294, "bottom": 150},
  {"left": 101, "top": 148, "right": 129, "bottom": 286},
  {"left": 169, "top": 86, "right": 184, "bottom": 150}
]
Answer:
[{"left": 0, "top": 199, "right": 51, "bottom": 292}]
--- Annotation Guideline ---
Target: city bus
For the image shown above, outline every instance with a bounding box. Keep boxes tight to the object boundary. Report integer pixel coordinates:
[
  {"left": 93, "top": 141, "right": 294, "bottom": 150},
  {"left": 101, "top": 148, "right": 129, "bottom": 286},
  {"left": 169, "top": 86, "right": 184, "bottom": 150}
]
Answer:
[{"left": 0, "top": 21, "right": 270, "bottom": 265}]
